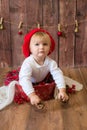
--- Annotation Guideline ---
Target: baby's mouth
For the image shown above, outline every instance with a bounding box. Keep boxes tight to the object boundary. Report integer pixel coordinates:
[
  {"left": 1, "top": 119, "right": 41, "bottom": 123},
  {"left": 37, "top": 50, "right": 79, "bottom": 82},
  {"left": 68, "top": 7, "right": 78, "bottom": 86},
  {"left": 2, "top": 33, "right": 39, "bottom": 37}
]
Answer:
[{"left": 39, "top": 51, "right": 44, "bottom": 53}]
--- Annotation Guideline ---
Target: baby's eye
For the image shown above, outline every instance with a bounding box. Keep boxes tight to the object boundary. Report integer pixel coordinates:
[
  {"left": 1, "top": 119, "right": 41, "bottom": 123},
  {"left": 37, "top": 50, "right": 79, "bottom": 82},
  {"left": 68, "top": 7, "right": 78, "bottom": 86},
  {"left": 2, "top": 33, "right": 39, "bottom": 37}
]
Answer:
[
  {"left": 35, "top": 43, "right": 39, "bottom": 46},
  {"left": 43, "top": 43, "right": 48, "bottom": 46}
]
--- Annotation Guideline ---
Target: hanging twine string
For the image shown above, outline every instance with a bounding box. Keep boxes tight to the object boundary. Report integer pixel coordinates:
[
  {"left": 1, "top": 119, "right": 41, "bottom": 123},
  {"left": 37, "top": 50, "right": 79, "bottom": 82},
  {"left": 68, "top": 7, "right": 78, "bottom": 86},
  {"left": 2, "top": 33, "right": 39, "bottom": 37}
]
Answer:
[{"left": 1, "top": 17, "right": 87, "bottom": 30}]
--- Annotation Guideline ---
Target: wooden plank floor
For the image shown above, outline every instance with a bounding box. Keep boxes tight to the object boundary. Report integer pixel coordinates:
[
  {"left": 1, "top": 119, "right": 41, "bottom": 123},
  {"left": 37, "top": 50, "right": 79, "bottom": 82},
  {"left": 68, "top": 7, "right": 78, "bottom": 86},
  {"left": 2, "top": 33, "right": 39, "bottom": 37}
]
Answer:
[{"left": 0, "top": 67, "right": 87, "bottom": 130}]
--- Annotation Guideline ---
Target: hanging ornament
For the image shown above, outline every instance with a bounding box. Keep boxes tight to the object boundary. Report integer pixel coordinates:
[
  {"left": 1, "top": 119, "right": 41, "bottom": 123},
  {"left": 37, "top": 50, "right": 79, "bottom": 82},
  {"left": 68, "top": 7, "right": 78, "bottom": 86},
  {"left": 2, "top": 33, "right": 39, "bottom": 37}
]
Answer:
[
  {"left": 0, "top": 17, "right": 4, "bottom": 30},
  {"left": 74, "top": 20, "right": 79, "bottom": 33},
  {"left": 18, "top": 21, "right": 23, "bottom": 35},
  {"left": 57, "top": 23, "right": 62, "bottom": 36}
]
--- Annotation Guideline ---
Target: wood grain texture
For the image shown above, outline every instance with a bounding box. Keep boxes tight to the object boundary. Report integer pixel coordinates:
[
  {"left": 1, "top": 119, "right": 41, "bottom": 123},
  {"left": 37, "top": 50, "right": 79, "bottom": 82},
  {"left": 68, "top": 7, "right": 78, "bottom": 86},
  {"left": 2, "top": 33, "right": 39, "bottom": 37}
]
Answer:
[
  {"left": 0, "top": 67, "right": 87, "bottom": 130},
  {"left": 59, "top": 0, "right": 76, "bottom": 67},
  {"left": 9, "top": 0, "right": 27, "bottom": 66},
  {"left": 75, "top": 0, "right": 87, "bottom": 67},
  {"left": 0, "top": 0, "right": 11, "bottom": 66}
]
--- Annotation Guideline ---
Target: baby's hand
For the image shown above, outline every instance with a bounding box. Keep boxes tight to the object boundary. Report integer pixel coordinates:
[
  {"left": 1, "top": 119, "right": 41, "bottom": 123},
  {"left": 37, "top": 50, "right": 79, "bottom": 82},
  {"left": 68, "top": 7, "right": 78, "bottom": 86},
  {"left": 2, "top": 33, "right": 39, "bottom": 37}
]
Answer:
[
  {"left": 58, "top": 88, "right": 69, "bottom": 102},
  {"left": 28, "top": 92, "right": 41, "bottom": 105}
]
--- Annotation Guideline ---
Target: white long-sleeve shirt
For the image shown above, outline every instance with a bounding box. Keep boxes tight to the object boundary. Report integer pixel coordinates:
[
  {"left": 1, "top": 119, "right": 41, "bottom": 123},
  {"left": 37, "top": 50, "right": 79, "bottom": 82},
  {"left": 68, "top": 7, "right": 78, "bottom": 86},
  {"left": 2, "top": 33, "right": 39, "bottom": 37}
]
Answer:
[{"left": 19, "top": 55, "right": 65, "bottom": 95}]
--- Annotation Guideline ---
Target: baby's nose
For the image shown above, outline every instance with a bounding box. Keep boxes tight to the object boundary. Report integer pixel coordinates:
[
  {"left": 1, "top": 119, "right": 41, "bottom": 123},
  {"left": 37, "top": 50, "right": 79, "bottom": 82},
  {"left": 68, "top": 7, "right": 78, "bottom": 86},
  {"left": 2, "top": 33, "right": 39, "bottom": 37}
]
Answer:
[{"left": 39, "top": 44, "right": 44, "bottom": 48}]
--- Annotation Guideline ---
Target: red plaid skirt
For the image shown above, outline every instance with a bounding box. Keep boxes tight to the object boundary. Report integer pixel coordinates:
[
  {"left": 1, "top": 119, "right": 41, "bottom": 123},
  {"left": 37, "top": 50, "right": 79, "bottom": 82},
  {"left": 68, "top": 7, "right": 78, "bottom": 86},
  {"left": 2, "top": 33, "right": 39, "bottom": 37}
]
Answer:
[{"left": 4, "top": 68, "right": 55, "bottom": 104}]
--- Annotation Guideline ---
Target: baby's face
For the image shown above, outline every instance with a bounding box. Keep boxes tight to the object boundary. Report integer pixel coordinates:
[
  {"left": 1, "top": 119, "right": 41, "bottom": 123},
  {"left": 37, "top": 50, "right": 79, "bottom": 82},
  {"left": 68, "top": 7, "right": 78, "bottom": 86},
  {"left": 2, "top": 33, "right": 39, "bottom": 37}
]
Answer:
[{"left": 29, "top": 33, "right": 51, "bottom": 60}]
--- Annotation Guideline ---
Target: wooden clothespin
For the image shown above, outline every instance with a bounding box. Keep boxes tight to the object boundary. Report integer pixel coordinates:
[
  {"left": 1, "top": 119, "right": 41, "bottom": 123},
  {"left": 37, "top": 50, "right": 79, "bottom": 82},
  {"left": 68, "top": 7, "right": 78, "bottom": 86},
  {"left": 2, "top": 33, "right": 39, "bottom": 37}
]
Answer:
[
  {"left": 57, "top": 23, "right": 62, "bottom": 36},
  {"left": 58, "top": 23, "right": 61, "bottom": 32},
  {"left": 18, "top": 21, "right": 23, "bottom": 35},
  {"left": 37, "top": 23, "right": 40, "bottom": 29},
  {"left": 0, "top": 17, "right": 4, "bottom": 30},
  {"left": 74, "top": 20, "right": 79, "bottom": 33}
]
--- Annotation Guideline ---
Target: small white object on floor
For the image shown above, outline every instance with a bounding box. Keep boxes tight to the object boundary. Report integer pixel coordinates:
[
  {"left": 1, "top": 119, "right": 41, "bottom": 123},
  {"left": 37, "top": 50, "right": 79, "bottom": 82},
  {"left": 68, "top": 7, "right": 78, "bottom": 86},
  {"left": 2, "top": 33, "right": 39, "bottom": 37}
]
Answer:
[
  {"left": 0, "top": 81, "right": 18, "bottom": 110},
  {"left": 64, "top": 76, "right": 83, "bottom": 91}
]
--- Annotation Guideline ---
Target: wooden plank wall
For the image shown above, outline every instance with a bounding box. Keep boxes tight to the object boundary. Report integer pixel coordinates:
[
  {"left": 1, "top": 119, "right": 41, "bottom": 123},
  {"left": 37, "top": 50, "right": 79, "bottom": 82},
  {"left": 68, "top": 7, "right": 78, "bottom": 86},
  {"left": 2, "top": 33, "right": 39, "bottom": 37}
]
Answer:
[
  {"left": 0, "top": 0, "right": 11, "bottom": 66},
  {"left": 0, "top": 0, "right": 87, "bottom": 67}
]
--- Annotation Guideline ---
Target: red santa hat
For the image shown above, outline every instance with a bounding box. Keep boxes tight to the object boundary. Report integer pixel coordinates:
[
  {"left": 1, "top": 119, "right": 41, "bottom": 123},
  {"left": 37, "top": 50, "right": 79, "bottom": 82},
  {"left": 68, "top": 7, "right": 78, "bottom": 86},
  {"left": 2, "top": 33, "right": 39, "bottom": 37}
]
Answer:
[{"left": 22, "top": 28, "right": 55, "bottom": 57}]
